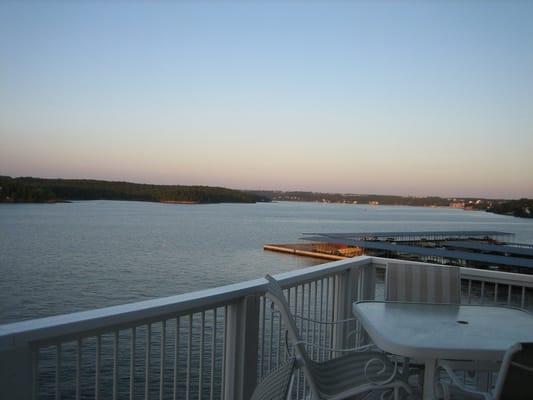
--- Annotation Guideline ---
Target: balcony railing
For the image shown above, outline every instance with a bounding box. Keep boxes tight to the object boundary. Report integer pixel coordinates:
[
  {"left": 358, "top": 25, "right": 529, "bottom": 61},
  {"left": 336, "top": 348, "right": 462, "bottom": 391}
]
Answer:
[{"left": 1, "top": 256, "right": 532, "bottom": 400}]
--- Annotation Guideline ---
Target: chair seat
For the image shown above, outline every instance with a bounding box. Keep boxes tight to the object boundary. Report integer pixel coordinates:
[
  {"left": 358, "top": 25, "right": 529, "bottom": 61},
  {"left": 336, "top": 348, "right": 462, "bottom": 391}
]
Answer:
[
  {"left": 308, "top": 351, "right": 398, "bottom": 398},
  {"left": 251, "top": 359, "right": 296, "bottom": 400}
]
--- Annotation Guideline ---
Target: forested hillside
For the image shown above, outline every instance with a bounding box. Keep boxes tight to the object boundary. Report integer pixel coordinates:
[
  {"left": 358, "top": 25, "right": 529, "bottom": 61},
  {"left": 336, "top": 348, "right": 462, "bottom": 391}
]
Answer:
[{"left": 0, "top": 177, "right": 270, "bottom": 204}]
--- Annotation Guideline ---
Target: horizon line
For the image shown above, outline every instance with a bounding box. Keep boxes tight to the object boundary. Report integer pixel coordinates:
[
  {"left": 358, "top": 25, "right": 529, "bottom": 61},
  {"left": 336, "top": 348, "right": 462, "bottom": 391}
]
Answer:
[{"left": 3, "top": 175, "right": 524, "bottom": 201}]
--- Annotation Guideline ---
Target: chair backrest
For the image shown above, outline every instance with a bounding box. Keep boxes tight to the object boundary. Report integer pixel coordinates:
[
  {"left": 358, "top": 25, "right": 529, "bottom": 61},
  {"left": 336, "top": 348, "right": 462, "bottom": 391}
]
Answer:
[
  {"left": 264, "top": 275, "right": 321, "bottom": 397},
  {"left": 385, "top": 261, "right": 461, "bottom": 304},
  {"left": 494, "top": 342, "right": 533, "bottom": 400},
  {"left": 250, "top": 358, "right": 296, "bottom": 400}
]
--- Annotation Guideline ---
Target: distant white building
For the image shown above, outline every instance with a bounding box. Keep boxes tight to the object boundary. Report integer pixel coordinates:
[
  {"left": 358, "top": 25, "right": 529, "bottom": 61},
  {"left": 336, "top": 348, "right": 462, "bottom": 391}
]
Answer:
[{"left": 449, "top": 201, "right": 465, "bottom": 209}]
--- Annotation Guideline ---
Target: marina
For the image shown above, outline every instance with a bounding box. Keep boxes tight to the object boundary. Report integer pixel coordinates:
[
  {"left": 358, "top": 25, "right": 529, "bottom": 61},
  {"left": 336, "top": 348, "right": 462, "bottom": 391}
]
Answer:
[{"left": 265, "top": 230, "right": 533, "bottom": 274}]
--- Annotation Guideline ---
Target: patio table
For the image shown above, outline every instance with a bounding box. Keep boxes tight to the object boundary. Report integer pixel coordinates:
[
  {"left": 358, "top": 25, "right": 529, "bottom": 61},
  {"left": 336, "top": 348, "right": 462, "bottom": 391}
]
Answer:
[{"left": 352, "top": 301, "right": 533, "bottom": 400}]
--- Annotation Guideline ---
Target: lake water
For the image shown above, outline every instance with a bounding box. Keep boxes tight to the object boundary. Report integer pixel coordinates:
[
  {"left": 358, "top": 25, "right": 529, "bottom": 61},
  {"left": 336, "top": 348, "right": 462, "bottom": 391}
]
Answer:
[{"left": 1, "top": 201, "right": 533, "bottom": 324}]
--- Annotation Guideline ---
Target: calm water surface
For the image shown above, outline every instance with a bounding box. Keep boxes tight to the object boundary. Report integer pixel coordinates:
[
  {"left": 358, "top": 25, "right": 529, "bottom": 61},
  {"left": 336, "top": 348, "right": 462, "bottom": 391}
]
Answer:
[{"left": 1, "top": 201, "right": 532, "bottom": 324}]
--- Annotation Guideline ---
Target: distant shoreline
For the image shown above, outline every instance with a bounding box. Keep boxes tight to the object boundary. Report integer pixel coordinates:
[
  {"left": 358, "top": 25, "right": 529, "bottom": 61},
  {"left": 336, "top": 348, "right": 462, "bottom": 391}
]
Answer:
[
  {"left": 1, "top": 176, "right": 531, "bottom": 218},
  {"left": 0, "top": 176, "right": 270, "bottom": 205}
]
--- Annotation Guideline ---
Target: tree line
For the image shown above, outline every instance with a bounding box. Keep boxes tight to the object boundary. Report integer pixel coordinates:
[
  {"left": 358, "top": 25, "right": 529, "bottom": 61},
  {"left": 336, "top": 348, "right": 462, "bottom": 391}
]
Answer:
[
  {"left": 0, "top": 176, "right": 270, "bottom": 204},
  {"left": 487, "top": 199, "right": 533, "bottom": 218}
]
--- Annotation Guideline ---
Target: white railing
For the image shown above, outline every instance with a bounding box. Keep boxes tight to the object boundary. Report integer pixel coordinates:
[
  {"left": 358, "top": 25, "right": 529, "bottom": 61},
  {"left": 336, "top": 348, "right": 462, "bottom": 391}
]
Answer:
[{"left": 1, "top": 256, "right": 532, "bottom": 400}]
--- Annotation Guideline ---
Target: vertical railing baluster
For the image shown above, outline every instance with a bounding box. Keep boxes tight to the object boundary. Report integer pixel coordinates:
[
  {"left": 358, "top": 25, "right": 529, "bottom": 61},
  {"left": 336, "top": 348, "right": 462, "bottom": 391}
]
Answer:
[
  {"left": 294, "top": 285, "right": 300, "bottom": 399},
  {"left": 221, "top": 306, "right": 227, "bottom": 399},
  {"left": 300, "top": 284, "right": 305, "bottom": 334},
  {"left": 319, "top": 278, "right": 324, "bottom": 361},
  {"left": 186, "top": 314, "right": 192, "bottom": 400},
  {"left": 113, "top": 331, "right": 118, "bottom": 400},
  {"left": 283, "top": 288, "right": 291, "bottom": 362},
  {"left": 277, "top": 303, "right": 282, "bottom": 365},
  {"left": 467, "top": 280, "right": 472, "bottom": 304},
  {"left": 521, "top": 287, "right": 526, "bottom": 309},
  {"left": 307, "top": 283, "right": 311, "bottom": 349},
  {"left": 260, "top": 296, "right": 266, "bottom": 378},
  {"left": 507, "top": 285, "right": 512, "bottom": 306},
  {"left": 313, "top": 280, "right": 318, "bottom": 360},
  {"left": 76, "top": 339, "right": 81, "bottom": 400},
  {"left": 269, "top": 300, "right": 274, "bottom": 372},
  {"left": 294, "top": 285, "right": 298, "bottom": 322},
  {"left": 146, "top": 324, "right": 152, "bottom": 400},
  {"left": 199, "top": 311, "right": 205, "bottom": 400},
  {"left": 330, "top": 275, "right": 336, "bottom": 357},
  {"left": 95, "top": 336, "right": 100, "bottom": 400},
  {"left": 300, "top": 284, "right": 306, "bottom": 398},
  {"left": 130, "top": 327, "right": 136, "bottom": 400},
  {"left": 210, "top": 309, "right": 217, "bottom": 400},
  {"left": 160, "top": 320, "right": 166, "bottom": 400},
  {"left": 494, "top": 284, "right": 498, "bottom": 304},
  {"left": 325, "top": 276, "right": 330, "bottom": 360},
  {"left": 305, "top": 282, "right": 311, "bottom": 398},
  {"left": 480, "top": 282, "right": 485, "bottom": 304},
  {"left": 174, "top": 317, "right": 180, "bottom": 400},
  {"left": 32, "top": 347, "right": 38, "bottom": 400},
  {"left": 55, "top": 344, "right": 62, "bottom": 400}
]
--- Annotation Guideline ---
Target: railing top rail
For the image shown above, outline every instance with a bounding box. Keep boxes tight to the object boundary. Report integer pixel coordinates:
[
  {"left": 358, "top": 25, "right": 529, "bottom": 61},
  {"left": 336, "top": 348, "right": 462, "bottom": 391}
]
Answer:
[
  {"left": 371, "top": 257, "right": 533, "bottom": 287},
  {"left": 459, "top": 266, "right": 533, "bottom": 287},
  {"left": 2, "top": 255, "right": 531, "bottom": 351},
  {"left": 0, "top": 256, "right": 373, "bottom": 350}
]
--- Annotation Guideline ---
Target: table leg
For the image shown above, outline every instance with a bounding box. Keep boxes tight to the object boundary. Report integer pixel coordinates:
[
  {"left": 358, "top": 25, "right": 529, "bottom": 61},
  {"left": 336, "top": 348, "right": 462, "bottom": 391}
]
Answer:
[{"left": 423, "top": 359, "right": 437, "bottom": 400}]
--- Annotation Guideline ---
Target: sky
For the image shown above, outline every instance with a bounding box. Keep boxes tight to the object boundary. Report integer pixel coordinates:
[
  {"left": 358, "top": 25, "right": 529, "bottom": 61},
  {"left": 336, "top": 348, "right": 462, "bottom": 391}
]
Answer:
[{"left": 1, "top": 1, "right": 532, "bottom": 199}]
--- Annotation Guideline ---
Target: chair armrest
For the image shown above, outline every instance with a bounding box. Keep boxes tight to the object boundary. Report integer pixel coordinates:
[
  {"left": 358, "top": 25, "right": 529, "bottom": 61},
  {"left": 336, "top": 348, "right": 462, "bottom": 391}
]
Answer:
[
  {"left": 293, "top": 314, "right": 358, "bottom": 325},
  {"left": 300, "top": 341, "right": 377, "bottom": 353}
]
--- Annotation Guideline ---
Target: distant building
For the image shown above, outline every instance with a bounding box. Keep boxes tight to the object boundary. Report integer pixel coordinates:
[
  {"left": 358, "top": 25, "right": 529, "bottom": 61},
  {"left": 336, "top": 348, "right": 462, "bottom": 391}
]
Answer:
[{"left": 449, "top": 201, "right": 465, "bottom": 209}]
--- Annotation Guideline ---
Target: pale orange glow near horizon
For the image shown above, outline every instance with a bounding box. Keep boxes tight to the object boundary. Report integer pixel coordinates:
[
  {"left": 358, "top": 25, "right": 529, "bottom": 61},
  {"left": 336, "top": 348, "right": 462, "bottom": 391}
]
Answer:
[{"left": 1, "top": 2, "right": 533, "bottom": 199}]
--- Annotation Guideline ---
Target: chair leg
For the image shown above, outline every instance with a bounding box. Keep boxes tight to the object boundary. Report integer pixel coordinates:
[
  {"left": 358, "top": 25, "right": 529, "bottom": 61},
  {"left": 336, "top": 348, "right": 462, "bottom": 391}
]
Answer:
[
  {"left": 402, "top": 357, "right": 410, "bottom": 381},
  {"left": 285, "top": 373, "right": 296, "bottom": 400}
]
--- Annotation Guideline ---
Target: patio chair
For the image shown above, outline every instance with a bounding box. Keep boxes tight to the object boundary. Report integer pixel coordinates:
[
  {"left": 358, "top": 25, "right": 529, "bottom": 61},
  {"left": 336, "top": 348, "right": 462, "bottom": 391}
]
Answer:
[
  {"left": 438, "top": 342, "right": 533, "bottom": 400},
  {"left": 250, "top": 358, "right": 297, "bottom": 400},
  {"left": 384, "top": 261, "right": 460, "bottom": 304},
  {"left": 264, "top": 274, "right": 412, "bottom": 400}
]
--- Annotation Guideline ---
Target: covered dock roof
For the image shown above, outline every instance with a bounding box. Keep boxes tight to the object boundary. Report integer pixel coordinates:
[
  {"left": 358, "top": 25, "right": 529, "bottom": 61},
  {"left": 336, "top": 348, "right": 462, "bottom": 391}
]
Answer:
[
  {"left": 301, "top": 235, "right": 533, "bottom": 270},
  {"left": 302, "top": 230, "right": 513, "bottom": 241},
  {"left": 442, "top": 241, "right": 533, "bottom": 257}
]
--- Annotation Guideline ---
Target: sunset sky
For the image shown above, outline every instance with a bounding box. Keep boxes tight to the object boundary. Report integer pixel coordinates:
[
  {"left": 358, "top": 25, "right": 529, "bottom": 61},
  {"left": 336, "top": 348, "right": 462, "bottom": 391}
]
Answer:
[{"left": 1, "top": 1, "right": 532, "bottom": 198}]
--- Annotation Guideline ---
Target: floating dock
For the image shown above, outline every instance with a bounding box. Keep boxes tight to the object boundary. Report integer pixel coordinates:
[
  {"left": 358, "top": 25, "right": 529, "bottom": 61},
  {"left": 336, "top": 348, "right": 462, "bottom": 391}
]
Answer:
[
  {"left": 264, "top": 244, "right": 347, "bottom": 261},
  {"left": 264, "top": 242, "right": 364, "bottom": 261}
]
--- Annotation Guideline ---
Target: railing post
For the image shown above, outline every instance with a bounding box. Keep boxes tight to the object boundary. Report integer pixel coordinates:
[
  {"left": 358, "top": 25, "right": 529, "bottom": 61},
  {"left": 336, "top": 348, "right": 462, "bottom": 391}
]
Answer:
[
  {"left": 332, "top": 265, "right": 360, "bottom": 350},
  {"left": 0, "top": 344, "right": 34, "bottom": 400},
  {"left": 361, "top": 263, "right": 376, "bottom": 301},
  {"left": 224, "top": 295, "right": 260, "bottom": 400}
]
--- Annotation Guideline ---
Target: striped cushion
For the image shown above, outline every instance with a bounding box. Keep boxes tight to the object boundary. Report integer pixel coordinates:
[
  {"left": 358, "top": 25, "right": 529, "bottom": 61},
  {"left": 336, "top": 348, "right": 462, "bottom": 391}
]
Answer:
[
  {"left": 250, "top": 359, "right": 295, "bottom": 400},
  {"left": 385, "top": 262, "right": 461, "bottom": 304}
]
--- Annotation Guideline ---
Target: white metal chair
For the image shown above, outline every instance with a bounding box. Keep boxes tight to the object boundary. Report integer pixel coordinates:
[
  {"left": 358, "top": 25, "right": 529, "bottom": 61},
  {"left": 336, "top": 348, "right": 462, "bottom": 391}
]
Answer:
[
  {"left": 250, "top": 358, "right": 297, "bottom": 400},
  {"left": 438, "top": 342, "right": 533, "bottom": 400},
  {"left": 264, "top": 274, "right": 411, "bottom": 400}
]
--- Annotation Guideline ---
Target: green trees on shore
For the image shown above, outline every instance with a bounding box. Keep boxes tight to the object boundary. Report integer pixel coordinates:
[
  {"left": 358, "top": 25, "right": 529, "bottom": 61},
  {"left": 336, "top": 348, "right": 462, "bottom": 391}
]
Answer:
[
  {"left": 0, "top": 176, "right": 270, "bottom": 204},
  {"left": 487, "top": 199, "right": 533, "bottom": 218},
  {"left": 1, "top": 176, "right": 531, "bottom": 219}
]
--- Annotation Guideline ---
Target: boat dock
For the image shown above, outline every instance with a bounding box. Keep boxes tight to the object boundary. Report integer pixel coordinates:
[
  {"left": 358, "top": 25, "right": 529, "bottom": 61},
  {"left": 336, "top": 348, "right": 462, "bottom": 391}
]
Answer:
[{"left": 264, "top": 230, "right": 533, "bottom": 274}]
